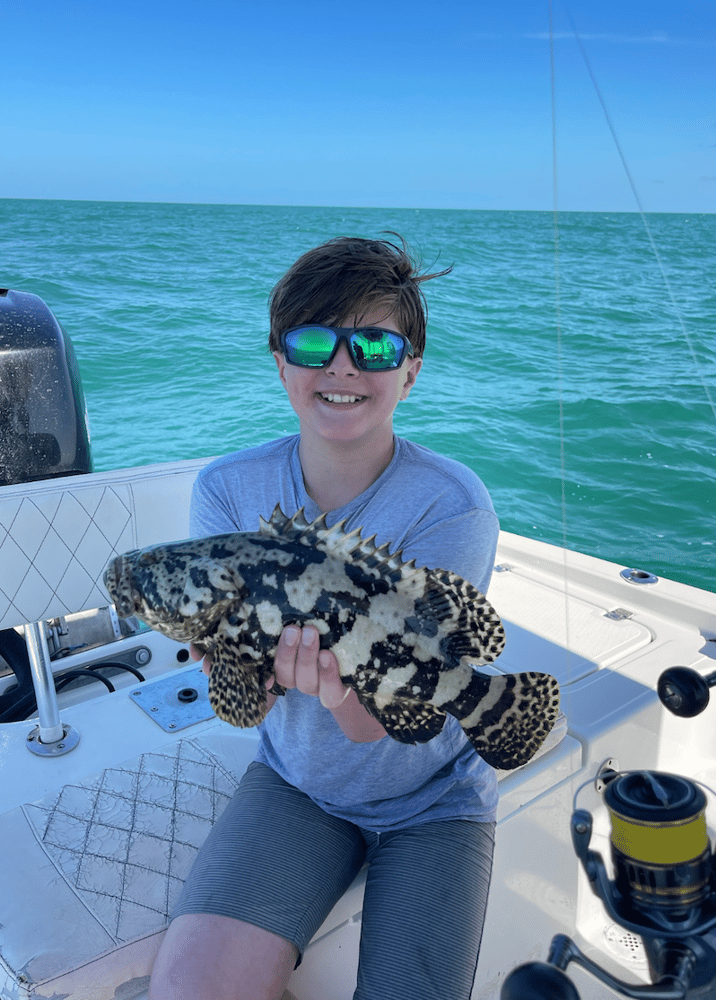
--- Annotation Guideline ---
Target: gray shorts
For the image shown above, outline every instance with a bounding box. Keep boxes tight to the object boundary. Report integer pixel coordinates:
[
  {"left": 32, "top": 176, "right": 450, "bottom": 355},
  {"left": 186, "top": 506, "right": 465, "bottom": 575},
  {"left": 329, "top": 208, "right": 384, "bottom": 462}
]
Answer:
[{"left": 174, "top": 761, "right": 495, "bottom": 1000}]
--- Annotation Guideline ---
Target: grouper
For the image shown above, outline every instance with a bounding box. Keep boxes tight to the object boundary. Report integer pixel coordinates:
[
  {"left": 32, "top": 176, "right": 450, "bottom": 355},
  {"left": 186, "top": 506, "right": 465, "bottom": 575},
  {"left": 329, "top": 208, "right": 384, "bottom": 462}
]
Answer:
[{"left": 103, "top": 505, "right": 559, "bottom": 770}]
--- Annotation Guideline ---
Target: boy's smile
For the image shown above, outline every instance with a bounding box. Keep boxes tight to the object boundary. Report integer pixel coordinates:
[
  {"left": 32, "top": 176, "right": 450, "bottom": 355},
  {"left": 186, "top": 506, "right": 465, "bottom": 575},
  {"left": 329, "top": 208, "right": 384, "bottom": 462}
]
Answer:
[{"left": 317, "top": 391, "right": 367, "bottom": 405}]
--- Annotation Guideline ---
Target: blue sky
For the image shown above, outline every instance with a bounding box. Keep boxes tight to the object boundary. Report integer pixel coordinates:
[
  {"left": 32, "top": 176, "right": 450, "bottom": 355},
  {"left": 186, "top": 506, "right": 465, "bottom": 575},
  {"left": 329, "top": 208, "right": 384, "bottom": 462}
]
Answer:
[{"left": 2, "top": 1, "right": 713, "bottom": 212}]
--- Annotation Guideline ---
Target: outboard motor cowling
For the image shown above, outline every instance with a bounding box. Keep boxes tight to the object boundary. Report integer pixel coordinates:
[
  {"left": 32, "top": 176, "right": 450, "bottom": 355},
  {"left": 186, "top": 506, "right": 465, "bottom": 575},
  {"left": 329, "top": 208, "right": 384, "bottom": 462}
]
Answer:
[
  {"left": 0, "top": 289, "right": 93, "bottom": 724},
  {"left": 0, "top": 289, "right": 92, "bottom": 486}
]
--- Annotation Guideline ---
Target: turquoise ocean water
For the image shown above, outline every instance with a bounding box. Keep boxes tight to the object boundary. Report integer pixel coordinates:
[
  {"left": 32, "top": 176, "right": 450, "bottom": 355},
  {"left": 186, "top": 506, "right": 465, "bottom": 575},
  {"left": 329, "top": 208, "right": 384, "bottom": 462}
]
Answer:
[{"left": 1, "top": 199, "right": 714, "bottom": 593}]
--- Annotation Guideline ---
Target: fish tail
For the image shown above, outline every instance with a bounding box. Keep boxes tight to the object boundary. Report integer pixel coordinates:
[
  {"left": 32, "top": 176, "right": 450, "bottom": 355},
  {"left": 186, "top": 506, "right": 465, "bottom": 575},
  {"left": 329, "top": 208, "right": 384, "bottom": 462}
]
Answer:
[{"left": 445, "top": 670, "right": 560, "bottom": 771}]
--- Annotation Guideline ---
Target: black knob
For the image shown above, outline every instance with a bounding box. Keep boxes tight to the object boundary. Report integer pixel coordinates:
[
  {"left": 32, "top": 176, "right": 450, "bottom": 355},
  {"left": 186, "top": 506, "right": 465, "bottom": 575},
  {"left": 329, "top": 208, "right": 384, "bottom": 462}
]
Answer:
[
  {"left": 657, "top": 667, "right": 710, "bottom": 717},
  {"left": 501, "top": 962, "right": 581, "bottom": 1000}
]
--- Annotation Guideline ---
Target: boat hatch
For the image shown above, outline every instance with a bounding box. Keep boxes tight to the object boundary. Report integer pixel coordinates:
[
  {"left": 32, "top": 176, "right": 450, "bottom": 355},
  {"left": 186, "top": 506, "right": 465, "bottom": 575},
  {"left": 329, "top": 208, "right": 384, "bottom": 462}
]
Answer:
[{"left": 487, "top": 571, "right": 652, "bottom": 686}]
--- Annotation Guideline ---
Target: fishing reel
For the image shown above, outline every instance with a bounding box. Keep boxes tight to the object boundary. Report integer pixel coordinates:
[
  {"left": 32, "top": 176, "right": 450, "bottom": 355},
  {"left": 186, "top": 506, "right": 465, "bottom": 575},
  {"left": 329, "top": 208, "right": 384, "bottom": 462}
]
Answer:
[{"left": 501, "top": 766, "right": 716, "bottom": 999}]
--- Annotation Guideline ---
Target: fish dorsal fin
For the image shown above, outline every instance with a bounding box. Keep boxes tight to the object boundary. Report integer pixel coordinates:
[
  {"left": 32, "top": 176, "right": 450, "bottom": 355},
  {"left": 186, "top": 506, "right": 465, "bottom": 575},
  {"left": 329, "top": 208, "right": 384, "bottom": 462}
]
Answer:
[
  {"left": 259, "top": 504, "right": 314, "bottom": 538},
  {"left": 259, "top": 504, "right": 417, "bottom": 581}
]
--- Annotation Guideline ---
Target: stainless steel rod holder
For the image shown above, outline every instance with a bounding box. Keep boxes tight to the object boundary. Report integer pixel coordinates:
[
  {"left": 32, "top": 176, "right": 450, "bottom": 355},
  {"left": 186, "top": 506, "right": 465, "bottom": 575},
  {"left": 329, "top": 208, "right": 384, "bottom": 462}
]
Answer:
[{"left": 24, "top": 620, "right": 64, "bottom": 744}]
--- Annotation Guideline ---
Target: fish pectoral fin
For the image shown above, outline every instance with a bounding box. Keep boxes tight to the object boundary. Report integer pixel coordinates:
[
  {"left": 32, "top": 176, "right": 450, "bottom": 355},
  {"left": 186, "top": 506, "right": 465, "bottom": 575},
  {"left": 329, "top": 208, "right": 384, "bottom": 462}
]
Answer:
[
  {"left": 449, "top": 671, "right": 560, "bottom": 771},
  {"left": 410, "top": 585, "right": 455, "bottom": 626},
  {"left": 208, "top": 634, "right": 270, "bottom": 729},
  {"left": 356, "top": 691, "right": 447, "bottom": 745}
]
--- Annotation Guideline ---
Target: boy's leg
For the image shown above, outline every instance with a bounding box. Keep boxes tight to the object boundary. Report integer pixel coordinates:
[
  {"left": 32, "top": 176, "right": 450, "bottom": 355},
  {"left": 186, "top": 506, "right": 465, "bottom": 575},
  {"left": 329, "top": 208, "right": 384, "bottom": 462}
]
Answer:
[
  {"left": 149, "top": 913, "right": 297, "bottom": 1000},
  {"left": 355, "top": 819, "right": 495, "bottom": 1000},
  {"left": 149, "top": 761, "right": 366, "bottom": 1000}
]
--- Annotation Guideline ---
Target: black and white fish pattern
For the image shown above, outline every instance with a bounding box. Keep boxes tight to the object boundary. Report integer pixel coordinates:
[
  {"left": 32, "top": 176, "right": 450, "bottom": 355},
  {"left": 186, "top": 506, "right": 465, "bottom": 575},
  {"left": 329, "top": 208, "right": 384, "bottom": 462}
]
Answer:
[{"left": 103, "top": 505, "right": 559, "bottom": 769}]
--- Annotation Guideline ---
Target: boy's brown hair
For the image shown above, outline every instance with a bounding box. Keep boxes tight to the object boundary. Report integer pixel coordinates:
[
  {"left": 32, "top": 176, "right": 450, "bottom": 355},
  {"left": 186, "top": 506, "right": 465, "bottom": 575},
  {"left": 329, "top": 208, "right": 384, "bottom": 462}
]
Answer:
[{"left": 268, "top": 234, "right": 452, "bottom": 358}]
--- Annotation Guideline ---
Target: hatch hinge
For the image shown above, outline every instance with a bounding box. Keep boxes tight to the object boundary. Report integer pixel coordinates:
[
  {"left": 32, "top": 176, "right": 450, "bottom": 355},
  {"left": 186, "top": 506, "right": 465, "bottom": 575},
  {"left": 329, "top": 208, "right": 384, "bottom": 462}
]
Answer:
[{"left": 604, "top": 607, "right": 634, "bottom": 621}]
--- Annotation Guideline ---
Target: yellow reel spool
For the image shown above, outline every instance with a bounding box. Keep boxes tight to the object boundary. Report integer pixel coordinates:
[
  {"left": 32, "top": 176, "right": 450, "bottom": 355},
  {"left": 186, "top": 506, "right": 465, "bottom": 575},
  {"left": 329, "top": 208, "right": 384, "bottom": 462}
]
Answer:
[{"left": 605, "top": 771, "right": 712, "bottom": 911}]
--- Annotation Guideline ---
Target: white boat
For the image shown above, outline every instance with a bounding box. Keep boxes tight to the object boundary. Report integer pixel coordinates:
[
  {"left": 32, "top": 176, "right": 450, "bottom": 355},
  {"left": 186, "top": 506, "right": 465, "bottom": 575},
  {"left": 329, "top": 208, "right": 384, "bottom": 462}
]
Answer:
[{"left": 1, "top": 340, "right": 714, "bottom": 1000}]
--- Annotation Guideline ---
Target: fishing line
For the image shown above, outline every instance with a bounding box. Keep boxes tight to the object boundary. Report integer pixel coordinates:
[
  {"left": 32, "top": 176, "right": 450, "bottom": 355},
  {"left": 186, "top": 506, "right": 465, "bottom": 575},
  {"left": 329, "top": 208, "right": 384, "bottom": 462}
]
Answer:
[
  {"left": 549, "top": 0, "right": 574, "bottom": 684},
  {"left": 549, "top": 1, "right": 714, "bottom": 748},
  {"left": 563, "top": 6, "right": 716, "bottom": 425}
]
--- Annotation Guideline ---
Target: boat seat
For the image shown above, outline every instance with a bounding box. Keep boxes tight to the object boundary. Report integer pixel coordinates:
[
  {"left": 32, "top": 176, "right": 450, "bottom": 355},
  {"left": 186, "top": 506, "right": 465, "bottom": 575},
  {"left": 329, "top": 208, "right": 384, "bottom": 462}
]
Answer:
[{"left": 0, "top": 458, "right": 211, "bottom": 632}]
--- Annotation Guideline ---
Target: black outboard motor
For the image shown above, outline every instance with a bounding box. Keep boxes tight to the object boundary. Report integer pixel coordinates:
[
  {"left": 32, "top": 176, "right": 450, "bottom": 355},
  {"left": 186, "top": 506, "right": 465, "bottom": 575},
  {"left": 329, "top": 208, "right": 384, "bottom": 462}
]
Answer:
[
  {"left": 0, "top": 289, "right": 92, "bottom": 721},
  {"left": 0, "top": 289, "right": 91, "bottom": 486}
]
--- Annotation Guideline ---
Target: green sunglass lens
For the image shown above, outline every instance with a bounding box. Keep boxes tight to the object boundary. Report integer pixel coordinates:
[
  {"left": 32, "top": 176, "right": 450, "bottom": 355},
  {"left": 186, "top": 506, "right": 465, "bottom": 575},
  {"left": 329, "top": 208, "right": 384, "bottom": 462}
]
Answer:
[
  {"left": 286, "top": 328, "right": 335, "bottom": 366},
  {"left": 351, "top": 330, "right": 402, "bottom": 369}
]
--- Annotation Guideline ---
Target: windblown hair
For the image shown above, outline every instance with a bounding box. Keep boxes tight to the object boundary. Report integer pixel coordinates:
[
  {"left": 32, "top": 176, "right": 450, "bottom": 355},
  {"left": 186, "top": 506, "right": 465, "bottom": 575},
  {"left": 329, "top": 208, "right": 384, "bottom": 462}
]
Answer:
[{"left": 268, "top": 234, "right": 452, "bottom": 358}]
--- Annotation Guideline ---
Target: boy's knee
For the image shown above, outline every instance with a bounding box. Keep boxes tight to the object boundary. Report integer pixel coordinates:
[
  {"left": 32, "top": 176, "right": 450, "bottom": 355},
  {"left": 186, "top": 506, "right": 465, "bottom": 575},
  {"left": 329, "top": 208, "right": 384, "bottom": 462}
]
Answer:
[{"left": 149, "top": 913, "right": 297, "bottom": 1000}]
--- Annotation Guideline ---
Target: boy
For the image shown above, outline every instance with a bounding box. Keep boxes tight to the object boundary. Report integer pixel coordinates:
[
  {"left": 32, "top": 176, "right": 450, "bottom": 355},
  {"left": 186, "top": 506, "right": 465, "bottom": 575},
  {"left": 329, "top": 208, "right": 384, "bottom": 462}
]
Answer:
[{"left": 149, "top": 235, "right": 500, "bottom": 1000}]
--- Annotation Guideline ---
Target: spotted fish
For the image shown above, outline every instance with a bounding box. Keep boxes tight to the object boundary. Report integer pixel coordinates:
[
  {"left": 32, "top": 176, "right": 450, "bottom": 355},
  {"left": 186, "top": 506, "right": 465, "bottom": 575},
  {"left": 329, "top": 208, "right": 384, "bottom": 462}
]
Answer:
[{"left": 103, "top": 505, "right": 559, "bottom": 769}]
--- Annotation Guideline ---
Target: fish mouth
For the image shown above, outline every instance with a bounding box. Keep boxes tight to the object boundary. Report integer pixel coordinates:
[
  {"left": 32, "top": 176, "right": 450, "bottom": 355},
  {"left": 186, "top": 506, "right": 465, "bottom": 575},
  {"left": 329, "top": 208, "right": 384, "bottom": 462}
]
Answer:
[{"left": 103, "top": 555, "right": 140, "bottom": 618}]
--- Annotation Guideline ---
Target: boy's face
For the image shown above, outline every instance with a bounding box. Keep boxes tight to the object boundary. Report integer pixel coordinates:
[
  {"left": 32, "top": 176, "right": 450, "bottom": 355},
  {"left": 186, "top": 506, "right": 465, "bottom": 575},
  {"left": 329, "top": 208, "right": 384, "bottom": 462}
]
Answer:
[{"left": 272, "top": 308, "right": 422, "bottom": 448}]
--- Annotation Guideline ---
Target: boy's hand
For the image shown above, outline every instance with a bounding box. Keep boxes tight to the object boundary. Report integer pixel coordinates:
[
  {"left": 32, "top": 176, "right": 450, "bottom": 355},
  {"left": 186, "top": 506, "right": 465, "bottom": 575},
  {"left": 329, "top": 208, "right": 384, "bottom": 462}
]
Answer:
[
  {"left": 269, "top": 625, "right": 350, "bottom": 709},
  {"left": 190, "top": 643, "right": 212, "bottom": 676},
  {"left": 188, "top": 632, "right": 345, "bottom": 706},
  {"left": 270, "top": 625, "right": 386, "bottom": 742},
  {"left": 192, "top": 628, "right": 385, "bottom": 741}
]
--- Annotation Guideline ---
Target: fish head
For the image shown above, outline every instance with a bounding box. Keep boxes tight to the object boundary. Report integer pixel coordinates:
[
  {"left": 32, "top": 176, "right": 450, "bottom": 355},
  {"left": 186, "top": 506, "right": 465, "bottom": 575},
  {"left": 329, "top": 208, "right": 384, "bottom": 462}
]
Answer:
[
  {"left": 104, "top": 547, "right": 145, "bottom": 619},
  {"left": 103, "top": 535, "right": 249, "bottom": 641}
]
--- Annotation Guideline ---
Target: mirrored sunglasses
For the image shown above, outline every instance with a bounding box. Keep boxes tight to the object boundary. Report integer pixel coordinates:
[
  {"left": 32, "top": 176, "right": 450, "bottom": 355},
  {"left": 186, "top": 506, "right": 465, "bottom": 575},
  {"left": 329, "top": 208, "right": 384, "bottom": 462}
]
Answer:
[{"left": 281, "top": 325, "right": 414, "bottom": 372}]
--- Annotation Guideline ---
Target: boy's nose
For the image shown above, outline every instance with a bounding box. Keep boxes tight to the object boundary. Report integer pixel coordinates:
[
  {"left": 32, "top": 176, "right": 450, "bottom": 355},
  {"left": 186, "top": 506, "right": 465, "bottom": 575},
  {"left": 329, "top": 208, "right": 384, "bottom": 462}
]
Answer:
[{"left": 326, "top": 342, "right": 359, "bottom": 375}]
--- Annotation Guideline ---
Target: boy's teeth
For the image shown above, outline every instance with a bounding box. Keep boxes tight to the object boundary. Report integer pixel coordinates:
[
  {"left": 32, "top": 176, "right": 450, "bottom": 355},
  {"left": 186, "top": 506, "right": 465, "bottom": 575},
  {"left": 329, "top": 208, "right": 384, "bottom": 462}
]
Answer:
[{"left": 322, "top": 393, "right": 363, "bottom": 403}]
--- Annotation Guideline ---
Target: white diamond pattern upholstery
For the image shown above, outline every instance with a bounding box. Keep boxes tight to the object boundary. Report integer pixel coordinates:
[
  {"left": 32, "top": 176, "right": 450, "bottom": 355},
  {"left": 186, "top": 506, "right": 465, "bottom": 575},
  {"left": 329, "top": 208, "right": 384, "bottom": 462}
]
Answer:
[
  {"left": 0, "top": 486, "right": 133, "bottom": 626},
  {"left": 0, "top": 459, "right": 210, "bottom": 630}
]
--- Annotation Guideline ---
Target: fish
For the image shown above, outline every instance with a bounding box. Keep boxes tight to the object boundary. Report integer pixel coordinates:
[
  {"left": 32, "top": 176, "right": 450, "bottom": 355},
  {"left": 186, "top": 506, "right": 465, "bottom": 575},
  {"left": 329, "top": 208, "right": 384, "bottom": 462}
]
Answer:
[{"left": 103, "top": 505, "right": 560, "bottom": 770}]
